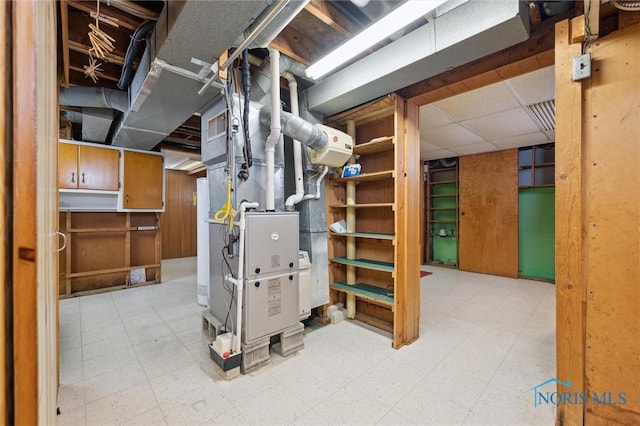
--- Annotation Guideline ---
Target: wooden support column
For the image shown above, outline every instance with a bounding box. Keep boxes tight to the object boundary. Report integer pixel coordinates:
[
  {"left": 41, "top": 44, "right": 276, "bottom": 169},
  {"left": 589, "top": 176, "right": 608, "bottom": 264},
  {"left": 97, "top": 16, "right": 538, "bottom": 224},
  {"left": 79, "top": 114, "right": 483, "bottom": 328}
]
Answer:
[
  {"left": 556, "top": 19, "right": 640, "bottom": 425},
  {"left": 555, "top": 19, "right": 586, "bottom": 426},
  {"left": 345, "top": 119, "right": 357, "bottom": 319}
]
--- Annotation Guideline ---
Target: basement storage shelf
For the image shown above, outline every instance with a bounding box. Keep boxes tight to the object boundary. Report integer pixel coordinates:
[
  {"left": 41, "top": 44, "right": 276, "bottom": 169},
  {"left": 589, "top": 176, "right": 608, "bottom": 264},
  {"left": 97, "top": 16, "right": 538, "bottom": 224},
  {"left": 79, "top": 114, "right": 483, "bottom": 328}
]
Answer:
[
  {"left": 425, "top": 160, "right": 459, "bottom": 268},
  {"left": 57, "top": 140, "right": 166, "bottom": 297},
  {"left": 325, "top": 94, "right": 421, "bottom": 348}
]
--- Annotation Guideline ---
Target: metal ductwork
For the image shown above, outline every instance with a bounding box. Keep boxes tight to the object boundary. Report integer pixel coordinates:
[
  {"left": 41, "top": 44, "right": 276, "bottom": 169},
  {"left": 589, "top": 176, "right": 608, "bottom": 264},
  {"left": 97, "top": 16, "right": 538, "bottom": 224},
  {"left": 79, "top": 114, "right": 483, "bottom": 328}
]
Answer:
[
  {"left": 306, "top": 0, "right": 531, "bottom": 115},
  {"left": 109, "top": 0, "right": 304, "bottom": 151},
  {"left": 250, "top": 54, "right": 309, "bottom": 104},
  {"left": 259, "top": 107, "right": 328, "bottom": 151},
  {"left": 60, "top": 87, "right": 129, "bottom": 112}
]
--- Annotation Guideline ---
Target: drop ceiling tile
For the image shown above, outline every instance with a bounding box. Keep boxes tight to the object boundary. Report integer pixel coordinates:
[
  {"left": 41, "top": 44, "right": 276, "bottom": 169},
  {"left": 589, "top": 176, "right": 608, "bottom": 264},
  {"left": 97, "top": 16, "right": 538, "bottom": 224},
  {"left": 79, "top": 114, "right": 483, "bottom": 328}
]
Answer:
[
  {"left": 419, "top": 105, "right": 453, "bottom": 130},
  {"left": 421, "top": 123, "right": 485, "bottom": 148},
  {"left": 422, "top": 149, "right": 456, "bottom": 161},
  {"left": 450, "top": 142, "right": 498, "bottom": 156},
  {"left": 461, "top": 108, "right": 541, "bottom": 140},
  {"left": 544, "top": 129, "right": 555, "bottom": 141},
  {"left": 506, "top": 66, "right": 555, "bottom": 105},
  {"left": 491, "top": 132, "right": 549, "bottom": 149},
  {"left": 432, "top": 81, "right": 520, "bottom": 121},
  {"left": 420, "top": 141, "right": 443, "bottom": 153}
]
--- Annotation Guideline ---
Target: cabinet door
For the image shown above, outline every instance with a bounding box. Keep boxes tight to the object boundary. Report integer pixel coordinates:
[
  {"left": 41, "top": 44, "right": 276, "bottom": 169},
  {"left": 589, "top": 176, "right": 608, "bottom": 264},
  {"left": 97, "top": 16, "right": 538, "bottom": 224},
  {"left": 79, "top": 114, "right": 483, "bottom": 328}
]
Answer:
[
  {"left": 78, "top": 145, "right": 119, "bottom": 190},
  {"left": 123, "top": 151, "right": 164, "bottom": 209},
  {"left": 58, "top": 143, "right": 78, "bottom": 189}
]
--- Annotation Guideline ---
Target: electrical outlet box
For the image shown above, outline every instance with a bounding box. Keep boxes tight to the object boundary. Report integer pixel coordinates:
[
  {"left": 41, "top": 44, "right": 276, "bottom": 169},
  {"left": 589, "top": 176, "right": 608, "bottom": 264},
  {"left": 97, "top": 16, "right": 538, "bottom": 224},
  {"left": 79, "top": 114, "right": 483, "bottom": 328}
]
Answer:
[{"left": 573, "top": 53, "right": 592, "bottom": 81}]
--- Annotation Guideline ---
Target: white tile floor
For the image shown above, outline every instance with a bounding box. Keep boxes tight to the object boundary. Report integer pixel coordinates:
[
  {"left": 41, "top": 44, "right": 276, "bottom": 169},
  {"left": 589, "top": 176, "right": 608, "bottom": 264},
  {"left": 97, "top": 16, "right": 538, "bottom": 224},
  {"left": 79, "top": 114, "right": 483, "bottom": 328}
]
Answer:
[{"left": 57, "top": 257, "right": 556, "bottom": 425}]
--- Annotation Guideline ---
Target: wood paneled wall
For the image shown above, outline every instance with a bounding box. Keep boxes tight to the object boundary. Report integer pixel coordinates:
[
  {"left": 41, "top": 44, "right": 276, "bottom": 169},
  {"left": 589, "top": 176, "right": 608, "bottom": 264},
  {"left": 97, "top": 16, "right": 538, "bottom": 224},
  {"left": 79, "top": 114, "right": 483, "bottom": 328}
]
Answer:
[
  {"left": 458, "top": 150, "right": 519, "bottom": 278},
  {"left": 162, "top": 170, "right": 203, "bottom": 259},
  {"left": 556, "top": 19, "right": 640, "bottom": 426},
  {"left": 1, "top": 1, "right": 8, "bottom": 420}
]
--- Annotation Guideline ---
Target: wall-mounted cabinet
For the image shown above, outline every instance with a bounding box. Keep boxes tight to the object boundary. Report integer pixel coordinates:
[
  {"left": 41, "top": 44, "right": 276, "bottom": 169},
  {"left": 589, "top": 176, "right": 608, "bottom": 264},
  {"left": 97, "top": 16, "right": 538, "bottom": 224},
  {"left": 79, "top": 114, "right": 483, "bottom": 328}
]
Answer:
[
  {"left": 425, "top": 159, "right": 459, "bottom": 267},
  {"left": 58, "top": 143, "right": 120, "bottom": 190},
  {"left": 58, "top": 140, "right": 165, "bottom": 211},
  {"left": 325, "top": 94, "right": 421, "bottom": 349}
]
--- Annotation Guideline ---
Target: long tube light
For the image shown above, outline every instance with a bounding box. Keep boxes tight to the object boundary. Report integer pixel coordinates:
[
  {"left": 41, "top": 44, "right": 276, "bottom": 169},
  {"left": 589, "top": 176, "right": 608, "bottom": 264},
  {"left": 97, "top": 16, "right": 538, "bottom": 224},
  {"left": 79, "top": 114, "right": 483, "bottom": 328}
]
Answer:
[{"left": 305, "top": 0, "right": 446, "bottom": 79}]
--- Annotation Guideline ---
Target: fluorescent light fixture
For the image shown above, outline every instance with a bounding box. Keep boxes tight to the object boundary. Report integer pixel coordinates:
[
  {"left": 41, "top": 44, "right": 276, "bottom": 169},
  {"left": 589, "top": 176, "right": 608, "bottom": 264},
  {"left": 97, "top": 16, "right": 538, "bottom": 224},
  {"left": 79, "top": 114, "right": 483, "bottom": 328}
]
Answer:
[{"left": 305, "top": 0, "right": 446, "bottom": 79}]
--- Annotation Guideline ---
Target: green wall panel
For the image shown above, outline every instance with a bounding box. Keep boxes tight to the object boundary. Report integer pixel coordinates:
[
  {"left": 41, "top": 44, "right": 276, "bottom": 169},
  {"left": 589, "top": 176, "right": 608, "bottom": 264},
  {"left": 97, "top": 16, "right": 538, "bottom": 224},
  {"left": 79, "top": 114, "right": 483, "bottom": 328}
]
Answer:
[
  {"left": 519, "top": 187, "right": 555, "bottom": 280},
  {"left": 431, "top": 182, "right": 457, "bottom": 266}
]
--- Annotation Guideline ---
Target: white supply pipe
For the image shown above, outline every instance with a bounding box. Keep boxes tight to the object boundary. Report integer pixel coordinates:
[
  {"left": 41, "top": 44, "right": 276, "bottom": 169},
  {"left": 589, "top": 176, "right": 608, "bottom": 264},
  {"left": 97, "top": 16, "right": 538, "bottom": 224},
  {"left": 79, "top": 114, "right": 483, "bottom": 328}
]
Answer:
[
  {"left": 231, "top": 201, "right": 259, "bottom": 354},
  {"left": 302, "top": 166, "right": 329, "bottom": 200},
  {"left": 283, "top": 72, "right": 305, "bottom": 210},
  {"left": 265, "top": 48, "right": 281, "bottom": 211}
]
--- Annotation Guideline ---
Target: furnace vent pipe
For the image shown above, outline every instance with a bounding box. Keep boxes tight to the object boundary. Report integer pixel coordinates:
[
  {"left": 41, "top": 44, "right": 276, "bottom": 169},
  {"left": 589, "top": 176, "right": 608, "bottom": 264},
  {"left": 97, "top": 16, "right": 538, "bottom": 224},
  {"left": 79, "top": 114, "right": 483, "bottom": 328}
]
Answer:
[
  {"left": 264, "top": 48, "right": 281, "bottom": 212},
  {"left": 282, "top": 72, "right": 305, "bottom": 210},
  {"left": 59, "top": 87, "right": 129, "bottom": 112},
  {"left": 259, "top": 108, "right": 328, "bottom": 152}
]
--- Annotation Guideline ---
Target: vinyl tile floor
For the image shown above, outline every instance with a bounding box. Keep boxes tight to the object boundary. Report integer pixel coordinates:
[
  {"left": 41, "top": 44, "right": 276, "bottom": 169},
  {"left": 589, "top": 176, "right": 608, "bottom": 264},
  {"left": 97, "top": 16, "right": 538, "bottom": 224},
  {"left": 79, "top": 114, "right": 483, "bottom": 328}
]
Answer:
[{"left": 57, "top": 257, "right": 556, "bottom": 425}]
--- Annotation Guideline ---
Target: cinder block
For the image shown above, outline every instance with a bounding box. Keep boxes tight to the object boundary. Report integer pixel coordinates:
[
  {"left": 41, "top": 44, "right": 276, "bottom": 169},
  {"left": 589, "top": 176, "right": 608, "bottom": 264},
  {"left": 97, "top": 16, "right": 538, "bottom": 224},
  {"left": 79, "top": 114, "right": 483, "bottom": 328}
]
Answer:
[
  {"left": 273, "top": 322, "right": 305, "bottom": 357},
  {"left": 330, "top": 310, "right": 345, "bottom": 324},
  {"left": 327, "top": 304, "right": 338, "bottom": 314},
  {"left": 335, "top": 302, "right": 344, "bottom": 311},
  {"left": 241, "top": 337, "right": 270, "bottom": 374}
]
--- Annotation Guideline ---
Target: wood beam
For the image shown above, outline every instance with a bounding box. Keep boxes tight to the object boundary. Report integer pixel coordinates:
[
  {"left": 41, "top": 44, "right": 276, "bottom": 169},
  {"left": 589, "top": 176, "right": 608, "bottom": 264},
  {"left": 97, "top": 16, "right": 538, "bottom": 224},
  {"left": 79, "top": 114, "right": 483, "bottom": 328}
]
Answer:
[
  {"left": 67, "top": 1, "right": 138, "bottom": 31},
  {"left": 68, "top": 39, "right": 125, "bottom": 65},
  {"left": 270, "top": 25, "right": 324, "bottom": 65},
  {"left": 102, "top": 0, "right": 159, "bottom": 21},
  {"left": 305, "top": 0, "right": 356, "bottom": 37},
  {"left": 60, "top": 0, "right": 70, "bottom": 87}
]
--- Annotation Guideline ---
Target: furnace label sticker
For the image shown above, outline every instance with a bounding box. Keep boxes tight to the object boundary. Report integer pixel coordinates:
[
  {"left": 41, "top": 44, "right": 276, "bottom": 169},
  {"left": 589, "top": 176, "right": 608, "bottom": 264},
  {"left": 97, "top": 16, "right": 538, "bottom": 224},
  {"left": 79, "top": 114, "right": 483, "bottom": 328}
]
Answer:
[{"left": 268, "top": 278, "right": 282, "bottom": 316}]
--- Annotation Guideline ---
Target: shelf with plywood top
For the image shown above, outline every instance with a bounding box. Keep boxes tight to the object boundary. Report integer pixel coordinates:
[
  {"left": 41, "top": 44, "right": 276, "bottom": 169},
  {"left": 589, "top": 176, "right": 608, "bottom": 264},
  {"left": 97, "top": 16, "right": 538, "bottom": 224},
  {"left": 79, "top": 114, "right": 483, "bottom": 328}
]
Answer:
[
  {"left": 353, "top": 136, "right": 394, "bottom": 155},
  {"left": 335, "top": 170, "right": 394, "bottom": 182},
  {"left": 329, "top": 202, "right": 395, "bottom": 209},
  {"left": 429, "top": 179, "right": 457, "bottom": 185},
  {"left": 330, "top": 282, "right": 394, "bottom": 308},
  {"left": 329, "top": 231, "right": 395, "bottom": 241},
  {"left": 329, "top": 257, "right": 394, "bottom": 273}
]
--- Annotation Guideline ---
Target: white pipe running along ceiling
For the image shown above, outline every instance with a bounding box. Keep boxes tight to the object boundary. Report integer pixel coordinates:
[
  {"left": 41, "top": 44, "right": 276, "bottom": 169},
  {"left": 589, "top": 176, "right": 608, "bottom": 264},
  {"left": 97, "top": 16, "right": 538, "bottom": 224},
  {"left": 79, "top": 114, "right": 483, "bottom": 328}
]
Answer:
[{"left": 305, "top": 0, "right": 531, "bottom": 116}]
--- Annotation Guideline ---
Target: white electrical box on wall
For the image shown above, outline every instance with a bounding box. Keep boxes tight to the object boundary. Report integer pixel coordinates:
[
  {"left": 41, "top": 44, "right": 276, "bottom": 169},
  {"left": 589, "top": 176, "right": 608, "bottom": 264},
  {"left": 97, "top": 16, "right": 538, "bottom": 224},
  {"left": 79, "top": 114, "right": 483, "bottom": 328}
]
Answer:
[{"left": 309, "top": 124, "right": 353, "bottom": 168}]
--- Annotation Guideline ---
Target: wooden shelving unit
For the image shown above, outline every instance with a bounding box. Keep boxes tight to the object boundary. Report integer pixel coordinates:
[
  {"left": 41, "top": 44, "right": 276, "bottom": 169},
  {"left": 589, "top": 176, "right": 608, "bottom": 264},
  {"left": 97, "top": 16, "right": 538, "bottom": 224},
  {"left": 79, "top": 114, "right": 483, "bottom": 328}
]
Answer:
[
  {"left": 425, "top": 160, "right": 459, "bottom": 268},
  {"left": 325, "top": 94, "right": 421, "bottom": 348},
  {"left": 58, "top": 211, "right": 162, "bottom": 298}
]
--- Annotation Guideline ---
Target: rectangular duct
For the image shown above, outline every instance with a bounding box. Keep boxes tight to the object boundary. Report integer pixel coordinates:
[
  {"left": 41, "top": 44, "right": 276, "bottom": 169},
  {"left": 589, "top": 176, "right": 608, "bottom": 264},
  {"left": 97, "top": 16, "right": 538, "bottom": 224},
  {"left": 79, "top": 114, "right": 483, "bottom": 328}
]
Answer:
[
  {"left": 111, "top": 0, "right": 274, "bottom": 150},
  {"left": 306, "top": 0, "right": 531, "bottom": 115}
]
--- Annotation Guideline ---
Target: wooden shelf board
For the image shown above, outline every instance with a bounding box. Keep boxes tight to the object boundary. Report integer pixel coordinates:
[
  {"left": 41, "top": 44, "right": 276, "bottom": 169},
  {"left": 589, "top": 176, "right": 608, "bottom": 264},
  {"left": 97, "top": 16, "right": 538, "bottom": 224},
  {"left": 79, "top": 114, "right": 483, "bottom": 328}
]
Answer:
[
  {"left": 429, "top": 180, "right": 457, "bottom": 185},
  {"left": 430, "top": 166, "right": 457, "bottom": 172},
  {"left": 330, "top": 231, "right": 394, "bottom": 241},
  {"left": 430, "top": 194, "right": 457, "bottom": 198},
  {"left": 353, "top": 137, "right": 394, "bottom": 155},
  {"left": 68, "top": 226, "right": 159, "bottom": 233},
  {"left": 336, "top": 170, "right": 394, "bottom": 182},
  {"left": 67, "top": 263, "right": 160, "bottom": 278},
  {"left": 428, "top": 220, "right": 457, "bottom": 224},
  {"left": 429, "top": 207, "right": 457, "bottom": 211},
  {"left": 331, "top": 282, "right": 394, "bottom": 307},
  {"left": 330, "top": 203, "right": 394, "bottom": 209},
  {"left": 354, "top": 312, "right": 393, "bottom": 333},
  {"left": 330, "top": 257, "right": 394, "bottom": 272}
]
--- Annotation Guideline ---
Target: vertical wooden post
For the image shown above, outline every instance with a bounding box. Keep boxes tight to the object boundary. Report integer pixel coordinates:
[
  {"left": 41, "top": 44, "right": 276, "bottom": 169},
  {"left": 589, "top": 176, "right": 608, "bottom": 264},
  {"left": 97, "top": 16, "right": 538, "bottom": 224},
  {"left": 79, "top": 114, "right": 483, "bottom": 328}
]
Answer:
[
  {"left": 345, "top": 119, "right": 357, "bottom": 319},
  {"left": 555, "top": 18, "right": 586, "bottom": 426},
  {"left": 125, "top": 212, "right": 131, "bottom": 285},
  {"left": 0, "top": 0, "right": 8, "bottom": 419},
  {"left": 65, "top": 212, "right": 72, "bottom": 296}
]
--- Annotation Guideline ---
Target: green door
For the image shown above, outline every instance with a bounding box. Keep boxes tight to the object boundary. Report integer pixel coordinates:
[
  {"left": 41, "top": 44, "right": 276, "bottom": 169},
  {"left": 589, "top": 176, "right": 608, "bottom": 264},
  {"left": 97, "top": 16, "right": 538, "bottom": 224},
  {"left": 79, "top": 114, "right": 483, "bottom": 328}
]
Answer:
[{"left": 518, "top": 187, "right": 555, "bottom": 280}]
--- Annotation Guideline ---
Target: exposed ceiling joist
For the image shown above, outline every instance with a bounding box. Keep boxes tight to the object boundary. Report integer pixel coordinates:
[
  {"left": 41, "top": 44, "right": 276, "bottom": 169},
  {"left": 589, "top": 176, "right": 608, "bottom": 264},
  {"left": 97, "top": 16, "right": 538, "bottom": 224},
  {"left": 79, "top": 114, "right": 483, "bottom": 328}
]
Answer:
[
  {"left": 270, "top": 25, "right": 323, "bottom": 65},
  {"left": 67, "top": 1, "right": 139, "bottom": 31},
  {"left": 102, "top": 0, "right": 159, "bottom": 21},
  {"left": 305, "top": 0, "right": 356, "bottom": 37},
  {"left": 68, "top": 40, "right": 126, "bottom": 66}
]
